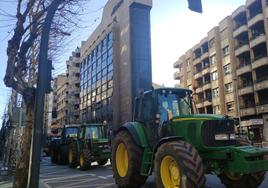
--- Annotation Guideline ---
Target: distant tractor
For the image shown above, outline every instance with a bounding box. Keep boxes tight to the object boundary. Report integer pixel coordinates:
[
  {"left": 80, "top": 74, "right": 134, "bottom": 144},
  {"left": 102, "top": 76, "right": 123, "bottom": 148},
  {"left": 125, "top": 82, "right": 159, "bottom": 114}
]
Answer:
[
  {"left": 68, "top": 123, "right": 110, "bottom": 170},
  {"left": 112, "top": 87, "right": 268, "bottom": 188},
  {"left": 50, "top": 125, "right": 79, "bottom": 164}
]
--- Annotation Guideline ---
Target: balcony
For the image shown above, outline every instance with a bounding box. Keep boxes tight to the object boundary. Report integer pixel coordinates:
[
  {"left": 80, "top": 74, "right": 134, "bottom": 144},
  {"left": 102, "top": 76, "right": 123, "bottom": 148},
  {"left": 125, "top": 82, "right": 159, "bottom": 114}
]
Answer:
[
  {"left": 240, "top": 106, "right": 256, "bottom": 116},
  {"left": 235, "top": 44, "right": 250, "bottom": 56},
  {"left": 203, "top": 83, "right": 211, "bottom": 90},
  {"left": 173, "top": 61, "right": 181, "bottom": 68},
  {"left": 201, "top": 52, "right": 209, "bottom": 60},
  {"left": 236, "top": 64, "right": 252, "bottom": 76},
  {"left": 204, "top": 100, "right": 212, "bottom": 106},
  {"left": 174, "top": 71, "right": 181, "bottom": 80},
  {"left": 256, "top": 103, "right": 268, "bottom": 113},
  {"left": 238, "top": 85, "right": 254, "bottom": 95},
  {"left": 233, "top": 25, "right": 248, "bottom": 38},
  {"left": 252, "top": 57, "right": 268, "bottom": 69},
  {"left": 254, "top": 77, "right": 268, "bottom": 91},
  {"left": 195, "top": 87, "right": 203, "bottom": 93},
  {"left": 196, "top": 101, "right": 204, "bottom": 109},
  {"left": 194, "top": 72, "right": 202, "bottom": 79},
  {"left": 193, "top": 58, "right": 201, "bottom": 65},
  {"left": 248, "top": 13, "right": 264, "bottom": 28},
  {"left": 250, "top": 34, "right": 266, "bottom": 48},
  {"left": 202, "top": 67, "right": 210, "bottom": 75}
]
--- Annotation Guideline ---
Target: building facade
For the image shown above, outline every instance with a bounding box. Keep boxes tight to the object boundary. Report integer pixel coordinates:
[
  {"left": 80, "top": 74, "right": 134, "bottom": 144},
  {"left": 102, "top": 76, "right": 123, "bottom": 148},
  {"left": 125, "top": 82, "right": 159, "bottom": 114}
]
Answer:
[
  {"left": 80, "top": 0, "right": 152, "bottom": 129},
  {"left": 174, "top": 0, "right": 268, "bottom": 141},
  {"left": 52, "top": 74, "right": 67, "bottom": 127},
  {"left": 66, "top": 48, "right": 81, "bottom": 124}
]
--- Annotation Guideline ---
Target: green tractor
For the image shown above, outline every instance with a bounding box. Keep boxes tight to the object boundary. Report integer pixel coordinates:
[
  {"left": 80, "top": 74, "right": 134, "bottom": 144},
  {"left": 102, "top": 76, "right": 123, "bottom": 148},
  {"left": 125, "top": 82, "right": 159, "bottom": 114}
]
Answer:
[
  {"left": 112, "top": 87, "right": 268, "bottom": 188},
  {"left": 50, "top": 125, "right": 79, "bottom": 164},
  {"left": 68, "top": 123, "right": 110, "bottom": 170}
]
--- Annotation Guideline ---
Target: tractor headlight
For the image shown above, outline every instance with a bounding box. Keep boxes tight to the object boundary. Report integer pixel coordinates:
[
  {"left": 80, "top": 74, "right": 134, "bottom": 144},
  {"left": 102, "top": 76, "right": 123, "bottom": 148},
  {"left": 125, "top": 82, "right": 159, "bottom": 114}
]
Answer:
[
  {"left": 215, "top": 134, "right": 229, "bottom": 141},
  {"left": 215, "top": 133, "right": 236, "bottom": 141}
]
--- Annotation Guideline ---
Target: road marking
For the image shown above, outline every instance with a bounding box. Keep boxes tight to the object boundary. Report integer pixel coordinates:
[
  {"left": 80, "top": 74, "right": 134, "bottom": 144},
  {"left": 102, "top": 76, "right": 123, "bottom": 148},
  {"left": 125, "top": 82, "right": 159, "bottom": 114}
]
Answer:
[
  {"left": 43, "top": 169, "right": 70, "bottom": 175},
  {"left": 42, "top": 174, "right": 88, "bottom": 182},
  {"left": 105, "top": 175, "right": 113, "bottom": 178},
  {"left": 97, "top": 176, "right": 107, "bottom": 179}
]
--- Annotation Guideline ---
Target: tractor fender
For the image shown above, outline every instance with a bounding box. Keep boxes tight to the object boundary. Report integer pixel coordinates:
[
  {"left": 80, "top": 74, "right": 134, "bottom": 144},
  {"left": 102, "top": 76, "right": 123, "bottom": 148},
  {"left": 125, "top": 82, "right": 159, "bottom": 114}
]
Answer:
[
  {"left": 114, "top": 122, "right": 149, "bottom": 148},
  {"left": 153, "top": 136, "right": 184, "bottom": 155}
]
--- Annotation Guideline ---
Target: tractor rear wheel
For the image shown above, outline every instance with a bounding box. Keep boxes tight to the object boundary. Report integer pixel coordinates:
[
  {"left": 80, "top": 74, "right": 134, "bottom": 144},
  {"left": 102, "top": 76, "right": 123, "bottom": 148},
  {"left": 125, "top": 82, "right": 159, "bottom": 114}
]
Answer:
[
  {"left": 219, "top": 171, "right": 265, "bottom": 188},
  {"left": 79, "top": 149, "right": 91, "bottom": 170},
  {"left": 97, "top": 159, "right": 108, "bottom": 166},
  {"left": 50, "top": 149, "right": 57, "bottom": 164},
  {"left": 112, "top": 131, "right": 147, "bottom": 188},
  {"left": 155, "top": 141, "right": 205, "bottom": 188},
  {"left": 68, "top": 143, "right": 78, "bottom": 168}
]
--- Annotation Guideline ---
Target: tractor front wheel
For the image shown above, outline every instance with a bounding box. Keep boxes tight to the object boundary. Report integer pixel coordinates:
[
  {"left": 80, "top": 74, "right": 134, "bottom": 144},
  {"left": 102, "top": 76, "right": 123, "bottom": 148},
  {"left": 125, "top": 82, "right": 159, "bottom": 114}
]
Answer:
[
  {"left": 155, "top": 141, "right": 205, "bottom": 188},
  {"left": 112, "top": 131, "right": 147, "bottom": 188},
  {"left": 68, "top": 143, "right": 78, "bottom": 168},
  {"left": 219, "top": 171, "right": 265, "bottom": 188},
  {"left": 79, "top": 149, "right": 91, "bottom": 170}
]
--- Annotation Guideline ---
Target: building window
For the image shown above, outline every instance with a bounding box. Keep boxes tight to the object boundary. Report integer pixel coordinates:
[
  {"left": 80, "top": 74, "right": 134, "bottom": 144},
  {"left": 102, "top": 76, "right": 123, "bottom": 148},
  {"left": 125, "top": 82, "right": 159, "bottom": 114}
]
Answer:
[
  {"left": 211, "top": 71, "right": 218, "bottom": 81},
  {"left": 223, "top": 64, "right": 231, "bottom": 75},
  {"left": 222, "top": 45, "right": 229, "bottom": 57},
  {"left": 225, "top": 82, "right": 233, "bottom": 93},
  {"left": 226, "top": 102, "right": 234, "bottom": 112},
  {"left": 213, "top": 105, "right": 220, "bottom": 114},
  {"left": 212, "top": 88, "right": 219, "bottom": 98},
  {"left": 210, "top": 55, "right": 216, "bottom": 65}
]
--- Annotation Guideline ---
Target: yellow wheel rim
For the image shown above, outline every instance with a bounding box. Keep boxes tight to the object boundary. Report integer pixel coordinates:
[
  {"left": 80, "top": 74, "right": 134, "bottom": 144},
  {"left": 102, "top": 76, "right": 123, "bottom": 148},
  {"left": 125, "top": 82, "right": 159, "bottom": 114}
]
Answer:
[
  {"left": 116, "top": 143, "right": 129, "bottom": 177},
  {"left": 80, "top": 155, "right": 84, "bottom": 167},
  {"left": 68, "top": 150, "right": 73, "bottom": 163},
  {"left": 224, "top": 171, "right": 242, "bottom": 181},
  {"left": 160, "top": 156, "right": 180, "bottom": 188}
]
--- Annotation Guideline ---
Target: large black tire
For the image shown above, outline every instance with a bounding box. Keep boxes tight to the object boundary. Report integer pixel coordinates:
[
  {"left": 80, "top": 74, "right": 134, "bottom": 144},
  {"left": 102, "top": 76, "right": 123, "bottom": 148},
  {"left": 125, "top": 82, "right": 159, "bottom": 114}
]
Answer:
[
  {"left": 155, "top": 141, "right": 205, "bottom": 188},
  {"left": 79, "top": 149, "right": 91, "bottom": 170},
  {"left": 112, "top": 131, "right": 148, "bottom": 188},
  {"left": 58, "top": 145, "right": 68, "bottom": 165},
  {"left": 68, "top": 143, "right": 78, "bottom": 168},
  {"left": 97, "top": 159, "right": 108, "bottom": 166},
  {"left": 50, "top": 149, "right": 57, "bottom": 164},
  {"left": 219, "top": 171, "right": 265, "bottom": 188}
]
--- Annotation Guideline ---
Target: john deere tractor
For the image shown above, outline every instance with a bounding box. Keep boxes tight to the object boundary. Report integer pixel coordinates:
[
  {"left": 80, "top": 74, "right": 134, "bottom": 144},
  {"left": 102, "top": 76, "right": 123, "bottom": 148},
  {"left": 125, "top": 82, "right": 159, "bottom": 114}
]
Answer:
[
  {"left": 112, "top": 87, "right": 268, "bottom": 188},
  {"left": 68, "top": 123, "right": 110, "bottom": 170},
  {"left": 50, "top": 124, "right": 79, "bottom": 164}
]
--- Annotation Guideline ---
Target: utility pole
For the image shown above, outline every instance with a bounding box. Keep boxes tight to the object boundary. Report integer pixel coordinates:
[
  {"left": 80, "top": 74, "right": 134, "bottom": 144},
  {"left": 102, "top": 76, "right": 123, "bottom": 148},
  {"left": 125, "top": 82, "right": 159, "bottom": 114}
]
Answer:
[{"left": 27, "top": 0, "right": 64, "bottom": 187}]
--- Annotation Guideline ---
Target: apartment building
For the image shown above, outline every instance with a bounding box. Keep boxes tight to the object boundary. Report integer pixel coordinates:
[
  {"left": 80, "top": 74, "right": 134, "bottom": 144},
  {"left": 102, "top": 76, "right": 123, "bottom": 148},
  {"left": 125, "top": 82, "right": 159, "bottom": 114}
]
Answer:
[
  {"left": 66, "top": 48, "right": 81, "bottom": 124},
  {"left": 174, "top": 0, "right": 268, "bottom": 141},
  {"left": 52, "top": 74, "right": 67, "bottom": 127}
]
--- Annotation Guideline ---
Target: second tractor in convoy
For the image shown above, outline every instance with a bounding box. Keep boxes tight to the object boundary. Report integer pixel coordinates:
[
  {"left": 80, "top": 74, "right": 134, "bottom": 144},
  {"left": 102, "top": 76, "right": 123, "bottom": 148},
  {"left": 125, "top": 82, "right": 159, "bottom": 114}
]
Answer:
[{"left": 68, "top": 123, "right": 110, "bottom": 170}]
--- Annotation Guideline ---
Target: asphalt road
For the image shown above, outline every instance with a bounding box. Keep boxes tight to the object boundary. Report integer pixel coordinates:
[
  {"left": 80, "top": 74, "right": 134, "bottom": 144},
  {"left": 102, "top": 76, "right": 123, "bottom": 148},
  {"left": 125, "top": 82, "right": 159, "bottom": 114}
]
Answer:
[{"left": 40, "top": 157, "right": 268, "bottom": 188}]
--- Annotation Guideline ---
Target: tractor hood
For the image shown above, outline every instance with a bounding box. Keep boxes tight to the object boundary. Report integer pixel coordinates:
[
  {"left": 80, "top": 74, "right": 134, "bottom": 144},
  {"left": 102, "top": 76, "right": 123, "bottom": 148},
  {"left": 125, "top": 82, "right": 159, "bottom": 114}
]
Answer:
[{"left": 171, "top": 114, "right": 230, "bottom": 122}]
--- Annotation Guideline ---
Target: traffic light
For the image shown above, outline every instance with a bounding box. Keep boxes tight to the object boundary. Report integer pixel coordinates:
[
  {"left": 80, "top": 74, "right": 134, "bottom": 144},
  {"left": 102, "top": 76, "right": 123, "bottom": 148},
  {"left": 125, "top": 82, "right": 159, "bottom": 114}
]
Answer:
[{"left": 188, "top": 0, "right": 203, "bottom": 13}]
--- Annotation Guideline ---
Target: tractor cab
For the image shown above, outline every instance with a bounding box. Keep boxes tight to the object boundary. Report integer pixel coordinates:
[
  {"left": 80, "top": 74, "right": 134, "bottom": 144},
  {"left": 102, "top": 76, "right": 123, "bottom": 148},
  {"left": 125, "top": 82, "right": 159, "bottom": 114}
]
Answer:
[{"left": 134, "top": 87, "right": 193, "bottom": 145}]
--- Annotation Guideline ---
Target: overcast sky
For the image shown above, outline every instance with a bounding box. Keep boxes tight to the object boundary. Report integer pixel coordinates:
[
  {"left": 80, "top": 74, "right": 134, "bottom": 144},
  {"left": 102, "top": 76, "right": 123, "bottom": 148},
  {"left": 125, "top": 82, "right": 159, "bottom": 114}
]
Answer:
[{"left": 0, "top": 0, "right": 246, "bottom": 126}]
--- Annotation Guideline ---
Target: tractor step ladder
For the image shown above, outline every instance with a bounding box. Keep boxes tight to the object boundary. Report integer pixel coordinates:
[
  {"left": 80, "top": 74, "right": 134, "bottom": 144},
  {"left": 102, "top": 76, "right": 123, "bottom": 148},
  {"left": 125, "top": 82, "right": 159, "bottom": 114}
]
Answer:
[{"left": 141, "top": 148, "right": 153, "bottom": 176}]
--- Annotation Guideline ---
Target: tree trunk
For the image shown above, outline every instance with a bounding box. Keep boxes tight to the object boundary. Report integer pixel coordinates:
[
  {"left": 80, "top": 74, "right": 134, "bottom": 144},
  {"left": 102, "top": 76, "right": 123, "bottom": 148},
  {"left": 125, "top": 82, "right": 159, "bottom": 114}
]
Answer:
[{"left": 13, "top": 102, "right": 34, "bottom": 188}]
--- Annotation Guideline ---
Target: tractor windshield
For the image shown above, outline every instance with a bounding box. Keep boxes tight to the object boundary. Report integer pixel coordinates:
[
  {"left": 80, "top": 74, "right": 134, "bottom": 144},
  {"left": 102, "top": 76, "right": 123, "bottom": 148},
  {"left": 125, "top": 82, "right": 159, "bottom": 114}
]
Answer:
[
  {"left": 85, "top": 126, "right": 105, "bottom": 139},
  {"left": 157, "top": 89, "right": 193, "bottom": 121},
  {"left": 66, "top": 127, "right": 78, "bottom": 138}
]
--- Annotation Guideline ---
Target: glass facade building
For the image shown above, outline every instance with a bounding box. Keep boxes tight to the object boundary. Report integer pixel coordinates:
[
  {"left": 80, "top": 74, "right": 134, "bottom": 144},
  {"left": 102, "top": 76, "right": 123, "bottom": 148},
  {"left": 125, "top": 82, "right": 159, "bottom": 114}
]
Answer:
[{"left": 80, "top": 32, "right": 114, "bottom": 123}]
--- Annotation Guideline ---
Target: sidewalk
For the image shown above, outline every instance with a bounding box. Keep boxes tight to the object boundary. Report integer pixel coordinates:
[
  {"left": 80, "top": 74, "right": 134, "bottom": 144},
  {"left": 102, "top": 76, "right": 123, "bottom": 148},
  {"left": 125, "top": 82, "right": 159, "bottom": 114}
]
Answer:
[{"left": 0, "top": 161, "right": 13, "bottom": 188}]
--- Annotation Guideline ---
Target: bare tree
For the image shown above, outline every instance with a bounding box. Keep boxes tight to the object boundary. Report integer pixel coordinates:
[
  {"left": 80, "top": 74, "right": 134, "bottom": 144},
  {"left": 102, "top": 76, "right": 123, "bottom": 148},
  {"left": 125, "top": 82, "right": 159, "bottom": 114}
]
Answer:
[{"left": 3, "top": 0, "right": 83, "bottom": 187}]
